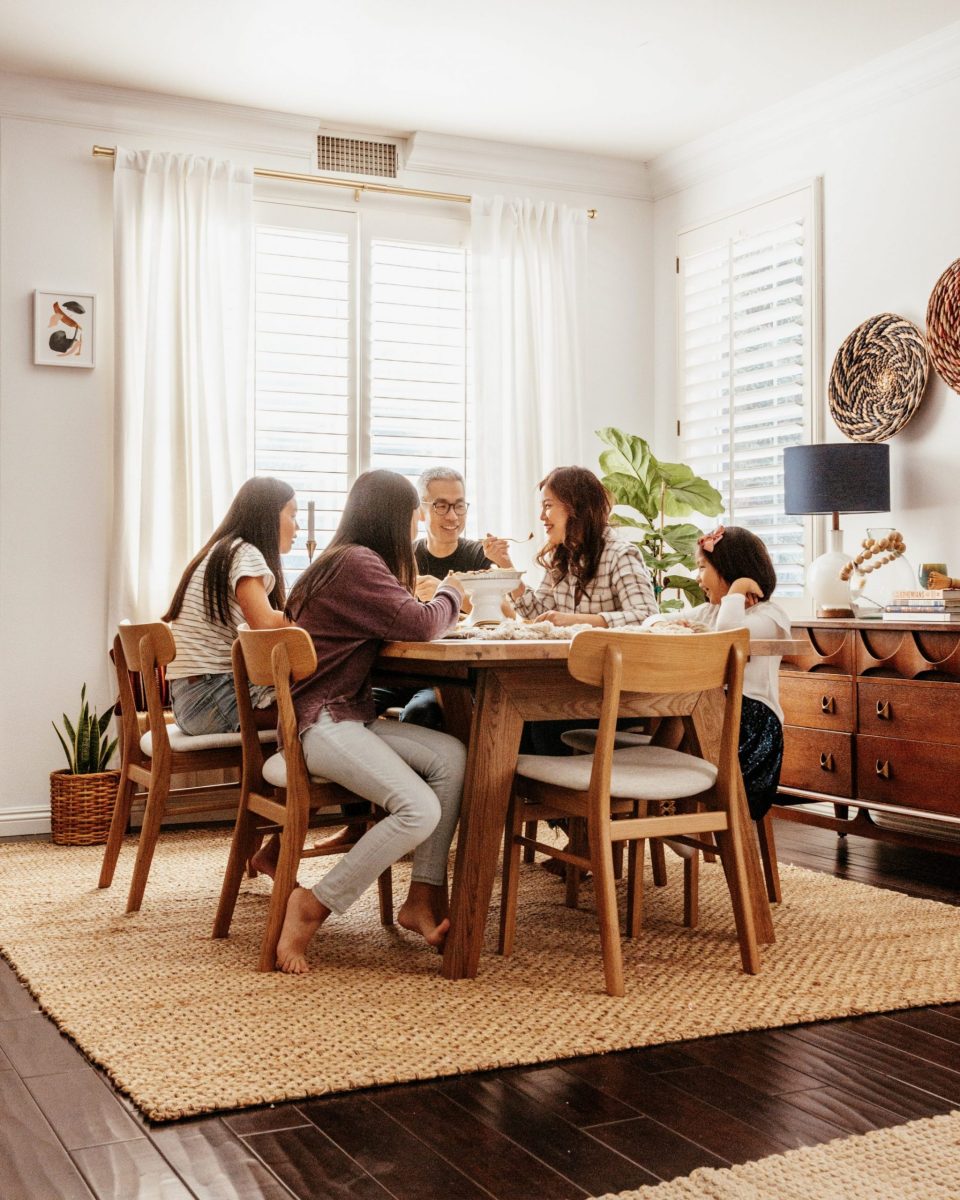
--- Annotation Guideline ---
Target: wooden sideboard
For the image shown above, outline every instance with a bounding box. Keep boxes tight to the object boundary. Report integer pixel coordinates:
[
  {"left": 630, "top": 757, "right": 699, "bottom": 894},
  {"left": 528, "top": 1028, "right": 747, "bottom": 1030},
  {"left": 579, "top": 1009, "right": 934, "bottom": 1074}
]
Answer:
[{"left": 773, "top": 618, "right": 960, "bottom": 856}]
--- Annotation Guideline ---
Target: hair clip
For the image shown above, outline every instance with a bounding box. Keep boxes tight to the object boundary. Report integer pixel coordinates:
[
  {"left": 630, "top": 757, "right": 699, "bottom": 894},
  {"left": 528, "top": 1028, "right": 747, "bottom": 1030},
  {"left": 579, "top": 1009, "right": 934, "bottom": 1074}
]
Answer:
[{"left": 697, "top": 525, "right": 725, "bottom": 554}]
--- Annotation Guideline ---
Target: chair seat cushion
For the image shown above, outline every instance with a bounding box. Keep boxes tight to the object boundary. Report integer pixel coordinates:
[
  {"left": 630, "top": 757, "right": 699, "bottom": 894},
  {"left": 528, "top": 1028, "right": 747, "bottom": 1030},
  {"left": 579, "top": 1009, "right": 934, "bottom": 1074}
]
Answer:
[
  {"left": 262, "top": 752, "right": 332, "bottom": 789},
  {"left": 515, "top": 744, "right": 717, "bottom": 801},
  {"left": 140, "top": 726, "right": 278, "bottom": 756},
  {"left": 560, "top": 728, "right": 651, "bottom": 753}
]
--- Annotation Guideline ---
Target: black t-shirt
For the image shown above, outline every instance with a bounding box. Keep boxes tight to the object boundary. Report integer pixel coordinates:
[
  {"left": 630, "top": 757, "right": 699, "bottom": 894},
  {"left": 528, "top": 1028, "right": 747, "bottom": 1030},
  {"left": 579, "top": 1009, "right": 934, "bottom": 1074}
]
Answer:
[{"left": 414, "top": 538, "right": 492, "bottom": 577}]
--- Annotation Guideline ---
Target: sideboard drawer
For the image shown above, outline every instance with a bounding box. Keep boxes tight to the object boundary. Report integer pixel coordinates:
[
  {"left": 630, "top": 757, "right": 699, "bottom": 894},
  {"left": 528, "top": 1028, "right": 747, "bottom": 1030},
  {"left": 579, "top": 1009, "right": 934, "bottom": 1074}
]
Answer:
[
  {"left": 857, "top": 734, "right": 960, "bottom": 817},
  {"left": 780, "top": 676, "right": 855, "bottom": 732},
  {"left": 858, "top": 679, "right": 960, "bottom": 747},
  {"left": 781, "top": 727, "right": 853, "bottom": 797}
]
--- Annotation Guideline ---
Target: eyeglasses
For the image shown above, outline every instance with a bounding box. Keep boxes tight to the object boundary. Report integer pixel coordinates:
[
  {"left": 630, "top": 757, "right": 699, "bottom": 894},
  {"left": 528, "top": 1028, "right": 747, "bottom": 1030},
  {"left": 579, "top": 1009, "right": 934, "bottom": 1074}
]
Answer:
[{"left": 425, "top": 500, "right": 469, "bottom": 516}]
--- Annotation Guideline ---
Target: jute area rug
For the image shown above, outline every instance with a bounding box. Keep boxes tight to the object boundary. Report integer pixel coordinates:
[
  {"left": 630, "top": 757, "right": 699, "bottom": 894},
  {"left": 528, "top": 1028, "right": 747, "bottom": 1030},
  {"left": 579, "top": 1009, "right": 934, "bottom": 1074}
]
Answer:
[
  {"left": 0, "top": 829, "right": 957, "bottom": 1121},
  {"left": 592, "top": 1109, "right": 960, "bottom": 1199}
]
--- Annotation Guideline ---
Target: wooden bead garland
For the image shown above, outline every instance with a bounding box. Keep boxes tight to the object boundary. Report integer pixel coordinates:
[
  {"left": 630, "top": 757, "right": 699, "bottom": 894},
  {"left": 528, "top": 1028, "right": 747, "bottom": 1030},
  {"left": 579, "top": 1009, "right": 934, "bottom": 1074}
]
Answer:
[{"left": 839, "top": 531, "right": 906, "bottom": 582}]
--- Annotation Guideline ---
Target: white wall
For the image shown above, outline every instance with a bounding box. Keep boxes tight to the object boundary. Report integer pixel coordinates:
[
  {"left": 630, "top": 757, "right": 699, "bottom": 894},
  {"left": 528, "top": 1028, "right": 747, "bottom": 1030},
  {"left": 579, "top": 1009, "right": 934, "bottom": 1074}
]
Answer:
[
  {"left": 649, "top": 35, "right": 960, "bottom": 590},
  {"left": 0, "top": 74, "right": 653, "bottom": 830}
]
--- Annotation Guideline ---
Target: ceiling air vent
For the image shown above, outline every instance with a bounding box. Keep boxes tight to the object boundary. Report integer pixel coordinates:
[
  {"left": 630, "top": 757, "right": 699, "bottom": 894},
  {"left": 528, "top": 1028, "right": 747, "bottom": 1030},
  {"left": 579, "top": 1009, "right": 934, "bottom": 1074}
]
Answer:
[{"left": 317, "top": 135, "right": 398, "bottom": 178}]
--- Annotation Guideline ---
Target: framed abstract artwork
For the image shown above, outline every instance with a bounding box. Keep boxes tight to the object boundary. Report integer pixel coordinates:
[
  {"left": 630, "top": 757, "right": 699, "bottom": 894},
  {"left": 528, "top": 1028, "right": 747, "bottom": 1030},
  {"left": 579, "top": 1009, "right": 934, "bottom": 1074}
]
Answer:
[{"left": 34, "top": 290, "right": 95, "bottom": 368}]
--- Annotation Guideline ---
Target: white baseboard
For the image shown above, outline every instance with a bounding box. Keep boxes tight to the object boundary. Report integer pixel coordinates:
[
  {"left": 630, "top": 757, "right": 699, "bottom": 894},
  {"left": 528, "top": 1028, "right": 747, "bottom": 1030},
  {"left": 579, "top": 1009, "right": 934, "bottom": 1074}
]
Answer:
[{"left": 0, "top": 806, "right": 51, "bottom": 837}]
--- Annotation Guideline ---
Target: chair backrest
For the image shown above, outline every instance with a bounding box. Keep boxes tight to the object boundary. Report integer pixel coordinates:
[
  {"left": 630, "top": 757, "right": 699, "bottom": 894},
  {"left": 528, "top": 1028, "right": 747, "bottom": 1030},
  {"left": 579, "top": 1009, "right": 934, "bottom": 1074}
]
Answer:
[
  {"left": 568, "top": 628, "right": 749, "bottom": 802},
  {"left": 234, "top": 627, "right": 317, "bottom": 792},
  {"left": 114, "top": 621, "right": 177, "bottom": 763}
]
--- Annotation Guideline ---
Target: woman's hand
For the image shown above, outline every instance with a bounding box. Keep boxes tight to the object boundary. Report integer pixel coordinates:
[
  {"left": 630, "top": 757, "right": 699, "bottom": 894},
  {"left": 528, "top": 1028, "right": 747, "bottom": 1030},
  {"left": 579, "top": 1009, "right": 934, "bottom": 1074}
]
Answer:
[
  {"left": 482, "top": 534, "right": 514, "bottom": 569},
  {"left": 928, "top": 570, "right": 955, "bottom": 590},
  {"left": 727, "top": 577, "right": 763, "bottom": 608},
  {"left": 415, "top": 574, "right": 441, "bottom": 601},
  {"left": 541, "top": 611, "right": 604, "bottom": 627},
  {"left": 440, "top": 573, "right": 465, "bottom": 599}
]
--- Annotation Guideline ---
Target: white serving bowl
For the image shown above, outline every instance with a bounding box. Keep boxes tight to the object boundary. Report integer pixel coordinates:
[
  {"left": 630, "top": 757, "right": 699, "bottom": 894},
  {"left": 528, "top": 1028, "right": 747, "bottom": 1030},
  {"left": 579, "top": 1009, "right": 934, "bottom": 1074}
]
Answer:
[{"left": 458, "top": 568, "right": 524, "bottom": 626}]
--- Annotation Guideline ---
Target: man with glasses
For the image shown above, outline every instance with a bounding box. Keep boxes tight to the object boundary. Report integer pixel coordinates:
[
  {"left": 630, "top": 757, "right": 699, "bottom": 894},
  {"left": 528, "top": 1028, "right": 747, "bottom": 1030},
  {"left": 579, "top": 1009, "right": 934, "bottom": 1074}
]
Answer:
[{"left": 414, "top": 466, "right": 513, "bottom": 589}]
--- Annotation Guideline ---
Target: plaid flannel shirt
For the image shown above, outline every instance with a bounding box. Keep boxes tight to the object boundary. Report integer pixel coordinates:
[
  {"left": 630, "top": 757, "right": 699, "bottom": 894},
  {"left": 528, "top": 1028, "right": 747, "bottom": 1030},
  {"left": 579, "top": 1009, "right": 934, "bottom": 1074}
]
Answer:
[{"left": 513, "top": 530, "right": 657, "bottom": 627}]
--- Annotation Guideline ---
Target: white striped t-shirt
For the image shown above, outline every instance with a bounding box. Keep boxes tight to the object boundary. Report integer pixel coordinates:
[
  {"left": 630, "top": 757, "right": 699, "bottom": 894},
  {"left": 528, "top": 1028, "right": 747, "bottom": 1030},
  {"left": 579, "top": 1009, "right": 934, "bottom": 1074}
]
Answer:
[{"left": 166, "top": 540, "right": 276, "bottom": 679}]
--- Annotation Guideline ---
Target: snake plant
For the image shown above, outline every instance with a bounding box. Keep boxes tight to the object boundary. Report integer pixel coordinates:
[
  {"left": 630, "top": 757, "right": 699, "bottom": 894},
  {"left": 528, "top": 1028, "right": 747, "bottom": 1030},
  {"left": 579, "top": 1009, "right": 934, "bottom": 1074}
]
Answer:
[{"left": 53, "top": 685, "right": 118, "bottom": 774}]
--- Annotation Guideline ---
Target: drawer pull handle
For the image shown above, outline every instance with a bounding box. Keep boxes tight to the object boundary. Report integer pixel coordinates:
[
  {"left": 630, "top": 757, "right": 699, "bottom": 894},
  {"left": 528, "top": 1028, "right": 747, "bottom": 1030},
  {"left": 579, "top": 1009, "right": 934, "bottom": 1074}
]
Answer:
[
  {"left": 820, "top": 695, "right": 836, "bottom": 714},
  {"left": 819, "top": 752, "right": 835, "bottom": 771},
  {"left": 876, "top": 700, "right": 891, "bottom": 719},
  {"left": 876, "top": 759, "right": 892, "bottom": 779}
]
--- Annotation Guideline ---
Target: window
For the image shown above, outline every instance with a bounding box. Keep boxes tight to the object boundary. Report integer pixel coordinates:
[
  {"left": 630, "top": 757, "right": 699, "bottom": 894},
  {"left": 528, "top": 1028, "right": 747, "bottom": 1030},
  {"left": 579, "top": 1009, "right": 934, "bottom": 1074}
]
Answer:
[
  {"left": 677, "top": 183, "right": 822, "bottom": 599},
  {"left": 253, "top": 201, "right": 470, "bottom": 573}
]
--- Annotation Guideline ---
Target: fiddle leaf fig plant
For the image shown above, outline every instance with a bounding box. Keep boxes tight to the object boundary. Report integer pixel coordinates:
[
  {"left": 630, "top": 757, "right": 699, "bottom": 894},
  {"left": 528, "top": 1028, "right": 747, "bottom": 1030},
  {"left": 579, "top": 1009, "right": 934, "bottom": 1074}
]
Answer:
[{"left": 596, "top": 426, "right": 724, "bottom": 612}]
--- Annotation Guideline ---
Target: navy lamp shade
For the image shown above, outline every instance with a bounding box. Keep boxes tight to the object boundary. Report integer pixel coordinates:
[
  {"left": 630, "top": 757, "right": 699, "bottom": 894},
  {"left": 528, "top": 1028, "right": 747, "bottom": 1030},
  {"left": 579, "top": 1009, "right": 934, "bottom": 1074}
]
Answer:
[{"left": 783, "top": 444, "right": 891, "bottom": 617}]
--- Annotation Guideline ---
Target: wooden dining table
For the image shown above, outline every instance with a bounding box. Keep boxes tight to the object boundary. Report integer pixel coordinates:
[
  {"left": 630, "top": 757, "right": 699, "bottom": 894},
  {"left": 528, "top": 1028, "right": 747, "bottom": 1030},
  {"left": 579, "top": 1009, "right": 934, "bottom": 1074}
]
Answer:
[{"left": 376, "top": 635, "right": 799, "bottom": 981}]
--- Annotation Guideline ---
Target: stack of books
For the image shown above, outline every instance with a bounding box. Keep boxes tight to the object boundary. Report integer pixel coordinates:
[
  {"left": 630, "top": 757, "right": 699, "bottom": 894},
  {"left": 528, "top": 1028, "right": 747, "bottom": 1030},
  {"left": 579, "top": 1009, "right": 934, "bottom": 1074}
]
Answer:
[{"left": 882, "top": 588, "right": 960, "bottom": 622}]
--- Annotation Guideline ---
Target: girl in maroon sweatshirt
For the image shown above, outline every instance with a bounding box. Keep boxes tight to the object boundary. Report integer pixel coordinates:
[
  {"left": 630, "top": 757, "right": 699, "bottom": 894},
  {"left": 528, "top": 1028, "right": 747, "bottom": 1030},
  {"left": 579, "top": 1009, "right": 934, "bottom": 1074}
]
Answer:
[{"left": 277, "top": 470, "right": 465, "bottom": 974}]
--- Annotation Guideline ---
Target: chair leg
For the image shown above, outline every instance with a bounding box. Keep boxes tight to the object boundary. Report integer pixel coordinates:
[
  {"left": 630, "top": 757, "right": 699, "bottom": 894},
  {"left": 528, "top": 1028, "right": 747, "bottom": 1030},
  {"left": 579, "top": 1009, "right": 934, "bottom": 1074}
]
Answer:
[
  {"left": 98, "top": 760, "right": 136, "bottom": 889},
  {"left": 625, "top": 838, "right": 644, "bottom": 938},
  {"left": 377, "top": 866, "right": 394, "bottom": 926},
  {"left": 213, "top": 805, "right": 262, "bottom": 939},
  {"left": 125, "top": 768, "right": 170, "bottom": 913},
  {"left": 758, "top": 812, "right": 782, "bottom": 904},
  {"left": 612, "top": 840, "right": 624, "bottom": 880},
  {"left": 522, "top": 819, "right": 537, "bottom": 863},
  {"left": 714, "top": 817, "right": 760, "bottom": 976},
  {"left": 683, "top": 852, "right": 699, "bottom": 928},
  {"left": 588, "top": 817, "right": 624, "bottom": 997},
  {"left": 565, "top": 817, "right": 588, "bottom": 909},
  {"left": 650, "top": 839, "right": 668, "bottom": 887},
  {"left": 258, "top": 811, "right": 306, "bottom": 973},
  {"left": 498, "top": 794, "right": 525, "bottom": 956}
]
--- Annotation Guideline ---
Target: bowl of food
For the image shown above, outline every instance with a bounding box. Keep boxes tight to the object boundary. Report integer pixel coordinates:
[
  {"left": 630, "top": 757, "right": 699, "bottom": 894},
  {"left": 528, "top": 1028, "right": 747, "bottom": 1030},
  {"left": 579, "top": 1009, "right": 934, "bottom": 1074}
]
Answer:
[{"left": 456, "top": 567, "right": 524, "bottom": 626}]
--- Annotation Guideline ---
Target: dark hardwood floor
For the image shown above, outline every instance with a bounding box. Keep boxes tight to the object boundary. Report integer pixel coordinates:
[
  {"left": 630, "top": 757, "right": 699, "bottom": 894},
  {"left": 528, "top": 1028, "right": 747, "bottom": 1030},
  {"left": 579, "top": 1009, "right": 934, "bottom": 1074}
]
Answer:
[{"left": 1, "top": 821, "right": 957, "bottom": 1200}]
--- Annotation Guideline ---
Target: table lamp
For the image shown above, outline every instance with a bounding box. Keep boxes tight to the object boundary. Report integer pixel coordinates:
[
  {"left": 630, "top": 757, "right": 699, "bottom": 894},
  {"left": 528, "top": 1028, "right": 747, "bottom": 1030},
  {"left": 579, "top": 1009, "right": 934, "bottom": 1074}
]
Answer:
[{"left": 784, "top": 443, "right": 891, "bottom": 617}]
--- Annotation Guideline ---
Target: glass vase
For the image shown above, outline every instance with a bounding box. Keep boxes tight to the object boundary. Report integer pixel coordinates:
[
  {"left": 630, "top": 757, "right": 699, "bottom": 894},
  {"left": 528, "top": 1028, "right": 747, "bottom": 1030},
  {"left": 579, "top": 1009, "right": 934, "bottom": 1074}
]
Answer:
[{"left": 848, "top": 528, "right": 915, "bottom": 618}]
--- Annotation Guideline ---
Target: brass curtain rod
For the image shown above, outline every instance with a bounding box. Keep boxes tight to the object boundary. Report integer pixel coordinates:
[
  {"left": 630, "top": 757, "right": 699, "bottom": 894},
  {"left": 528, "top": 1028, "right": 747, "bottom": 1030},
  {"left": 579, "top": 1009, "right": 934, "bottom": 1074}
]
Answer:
[{"left": 92, "top": 145, "right": 597, "bottom": 218}]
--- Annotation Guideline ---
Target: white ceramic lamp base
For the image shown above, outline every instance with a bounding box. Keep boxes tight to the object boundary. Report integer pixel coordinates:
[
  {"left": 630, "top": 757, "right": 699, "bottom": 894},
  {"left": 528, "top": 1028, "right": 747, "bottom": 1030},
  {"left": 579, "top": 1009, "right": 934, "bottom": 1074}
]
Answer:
[{"left": 807, "top": 529, "right": 853, "bottom": 618}]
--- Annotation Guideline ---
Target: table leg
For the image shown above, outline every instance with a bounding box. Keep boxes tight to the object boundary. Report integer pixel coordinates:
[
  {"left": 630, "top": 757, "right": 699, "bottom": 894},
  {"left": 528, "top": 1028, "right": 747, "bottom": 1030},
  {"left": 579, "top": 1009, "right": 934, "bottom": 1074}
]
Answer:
[{"left": 442, "top": 668, "right": 524, "bottom": 980}]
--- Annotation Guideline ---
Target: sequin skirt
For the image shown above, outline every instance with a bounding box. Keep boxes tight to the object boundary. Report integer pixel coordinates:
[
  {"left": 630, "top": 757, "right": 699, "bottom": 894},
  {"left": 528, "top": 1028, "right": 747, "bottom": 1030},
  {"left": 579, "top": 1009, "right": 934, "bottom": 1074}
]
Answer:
[{"left": 739, "top": 696, "right": 784, "bottom": 821}]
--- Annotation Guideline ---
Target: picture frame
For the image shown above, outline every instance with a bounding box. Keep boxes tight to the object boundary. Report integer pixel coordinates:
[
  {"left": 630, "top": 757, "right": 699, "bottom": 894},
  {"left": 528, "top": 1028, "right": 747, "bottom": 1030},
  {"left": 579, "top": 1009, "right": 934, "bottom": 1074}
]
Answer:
[{"left": 34, "top": 290, "right": 95, "bottom": 368}]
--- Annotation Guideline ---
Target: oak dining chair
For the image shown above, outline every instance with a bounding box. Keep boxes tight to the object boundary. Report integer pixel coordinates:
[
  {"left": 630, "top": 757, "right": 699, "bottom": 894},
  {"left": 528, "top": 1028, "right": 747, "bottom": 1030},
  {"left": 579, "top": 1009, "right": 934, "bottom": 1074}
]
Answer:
[
  {"left": 98, "top": 621, "right": 276, "bottom": 913},
  {"left": 213, "top": 625, "right": 393, "bottom": 972},
  {"left": 498, "top": 627, "right": 758, "bottom": 997}
]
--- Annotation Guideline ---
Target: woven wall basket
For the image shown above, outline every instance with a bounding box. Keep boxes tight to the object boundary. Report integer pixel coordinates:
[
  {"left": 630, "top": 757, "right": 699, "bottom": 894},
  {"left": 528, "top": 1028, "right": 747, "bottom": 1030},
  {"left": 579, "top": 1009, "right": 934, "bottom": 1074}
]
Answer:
[
  {"left": 926, "top": 256, "right": 960, "bottom": 394},
  {"left": 49, "top": 768, "right": 119, "bottom": 845},
  {"left": 828, "top": 312, "right": 929, "bottom": 442}
]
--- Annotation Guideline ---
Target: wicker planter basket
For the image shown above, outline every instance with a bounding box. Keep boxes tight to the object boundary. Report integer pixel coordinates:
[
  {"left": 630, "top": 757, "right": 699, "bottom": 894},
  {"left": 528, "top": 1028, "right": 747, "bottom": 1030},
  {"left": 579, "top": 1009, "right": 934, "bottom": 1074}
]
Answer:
[{"left": 49, "top": 769, "right": 120, "bottom": 846}]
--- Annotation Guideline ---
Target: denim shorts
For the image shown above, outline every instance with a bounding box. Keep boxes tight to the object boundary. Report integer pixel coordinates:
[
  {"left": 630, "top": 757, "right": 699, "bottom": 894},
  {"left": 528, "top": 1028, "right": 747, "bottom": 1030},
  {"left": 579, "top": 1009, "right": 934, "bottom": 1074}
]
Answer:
[{"left": 169, "top": 672, "right": 274, "bottom": 735}]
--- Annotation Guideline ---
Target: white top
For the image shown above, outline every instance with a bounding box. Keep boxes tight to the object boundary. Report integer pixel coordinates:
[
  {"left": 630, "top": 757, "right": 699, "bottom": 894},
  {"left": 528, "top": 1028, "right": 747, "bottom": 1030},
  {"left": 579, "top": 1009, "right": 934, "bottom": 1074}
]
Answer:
[
  {"left": 166, "top": 540, "right": 276, "bottom": 679},
  {"left": 643, "top": 593, "right": 791, "bottom": 723}
]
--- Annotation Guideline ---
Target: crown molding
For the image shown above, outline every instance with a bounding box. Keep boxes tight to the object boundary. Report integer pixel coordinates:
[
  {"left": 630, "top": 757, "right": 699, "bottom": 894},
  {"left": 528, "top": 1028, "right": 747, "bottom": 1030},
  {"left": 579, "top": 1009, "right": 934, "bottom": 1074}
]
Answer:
[
  {"left": 648, "top": 19, "right": 960, "bottom": 199},
  {"left": 405, "top": 131, "right": 652, "bottom": 201},
  {"left": 0, "top": 70, "right": 320, "bottom": 164}
]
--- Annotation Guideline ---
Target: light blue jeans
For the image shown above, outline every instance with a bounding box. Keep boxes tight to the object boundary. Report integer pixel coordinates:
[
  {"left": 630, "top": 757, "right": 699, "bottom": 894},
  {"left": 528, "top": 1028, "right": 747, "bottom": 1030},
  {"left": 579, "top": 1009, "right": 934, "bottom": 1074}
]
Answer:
[{"left": 301, "top": 711, "right": 466, "bottom": 915}]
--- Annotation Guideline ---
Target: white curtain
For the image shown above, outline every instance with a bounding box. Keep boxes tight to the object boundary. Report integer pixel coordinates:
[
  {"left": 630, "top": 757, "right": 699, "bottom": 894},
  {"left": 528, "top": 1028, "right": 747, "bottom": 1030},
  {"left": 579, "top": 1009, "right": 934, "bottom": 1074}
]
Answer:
[
  {"left": 109, "top": 148, "right": 254, "bottom": 633},
  {"left": 470, "top": 196, "right": 587, "bottom": 562}
]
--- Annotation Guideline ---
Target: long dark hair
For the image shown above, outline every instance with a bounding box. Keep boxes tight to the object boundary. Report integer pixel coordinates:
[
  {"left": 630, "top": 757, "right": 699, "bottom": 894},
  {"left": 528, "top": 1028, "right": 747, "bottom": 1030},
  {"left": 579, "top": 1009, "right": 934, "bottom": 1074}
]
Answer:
[
  {"left": 288, "top": 470, "right": 418, "bottom": 620},
  {"left": 535, "top": 466, "right": 612, "bottom": 592},
  {"left": 163, "top": 476, "right": 294, "bottom": 625},
  {"left": 700, "top": 526, "right": 778, "bottom": 601}
]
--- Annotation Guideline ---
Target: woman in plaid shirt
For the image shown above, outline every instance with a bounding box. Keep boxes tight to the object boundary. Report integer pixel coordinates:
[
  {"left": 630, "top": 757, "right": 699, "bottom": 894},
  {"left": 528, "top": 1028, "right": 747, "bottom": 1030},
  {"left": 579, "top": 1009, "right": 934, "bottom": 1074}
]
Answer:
[
  {"left": 510, "top": 466, "right": 658, "bottom": 761},
  {"left": 509, "top": 466, "right": 657, "bottom": 627}
]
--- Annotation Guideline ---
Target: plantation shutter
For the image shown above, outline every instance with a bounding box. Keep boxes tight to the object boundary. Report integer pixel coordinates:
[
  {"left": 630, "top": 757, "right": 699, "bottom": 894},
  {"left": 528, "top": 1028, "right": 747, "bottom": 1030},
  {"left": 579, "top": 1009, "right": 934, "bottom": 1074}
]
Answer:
[
  {"left": 365, "top": 236, "right": 470, "bottom": 489},
  {"left": 254, "top": 209, "right": 354, "bottom": 574},
  {"left": 677, "top": 185, "right": 820, "bottom": 599}
]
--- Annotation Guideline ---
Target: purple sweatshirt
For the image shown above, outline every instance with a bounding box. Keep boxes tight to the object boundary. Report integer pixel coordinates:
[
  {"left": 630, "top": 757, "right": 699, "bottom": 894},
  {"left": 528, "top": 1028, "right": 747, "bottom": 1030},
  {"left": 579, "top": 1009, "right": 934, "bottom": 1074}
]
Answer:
[{"left": 291, "top": 544, "right": 460, "bottom": 732}]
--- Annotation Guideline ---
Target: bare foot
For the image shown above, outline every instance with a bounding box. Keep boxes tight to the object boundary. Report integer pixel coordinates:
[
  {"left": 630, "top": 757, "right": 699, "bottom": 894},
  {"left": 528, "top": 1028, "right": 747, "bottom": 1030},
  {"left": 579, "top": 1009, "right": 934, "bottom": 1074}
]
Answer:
[
  {"left": 397, "top": 881, "right": 451, "bottom": 947},
  {"left": 249, "top": 833, "right": 281, "bottom": 880},
  {"left": 276, "top": 887, "right": 329, "bottom": 974},
  {"left": 312, "top": 825, "right": 360, "bottom": 853}
]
